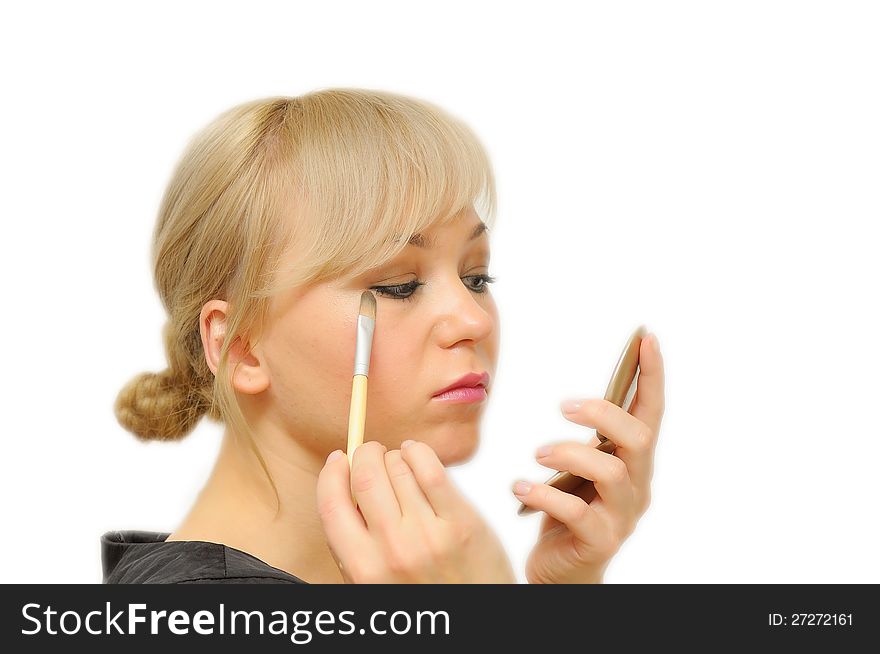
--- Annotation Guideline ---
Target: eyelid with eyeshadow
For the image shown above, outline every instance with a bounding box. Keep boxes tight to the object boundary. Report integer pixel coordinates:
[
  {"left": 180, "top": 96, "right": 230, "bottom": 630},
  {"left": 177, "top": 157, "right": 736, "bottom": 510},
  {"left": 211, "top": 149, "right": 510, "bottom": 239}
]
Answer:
[{"left": 369, "top": 273, "right": 496, "bottom": 302}]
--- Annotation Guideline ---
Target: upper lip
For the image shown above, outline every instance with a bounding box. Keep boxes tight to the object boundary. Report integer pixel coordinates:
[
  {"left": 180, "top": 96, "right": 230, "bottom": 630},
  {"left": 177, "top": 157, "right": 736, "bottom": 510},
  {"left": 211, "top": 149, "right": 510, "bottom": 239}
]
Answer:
[{"left": 432, "top": 371, "right": 490, "bottom": 397}]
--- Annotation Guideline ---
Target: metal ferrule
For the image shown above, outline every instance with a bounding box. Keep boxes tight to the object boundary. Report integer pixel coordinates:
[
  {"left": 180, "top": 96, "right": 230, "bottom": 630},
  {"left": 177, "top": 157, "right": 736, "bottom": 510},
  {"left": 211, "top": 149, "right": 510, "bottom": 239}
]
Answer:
[{"left": 353, "top": 314, "right": 375, "bottom": 376}]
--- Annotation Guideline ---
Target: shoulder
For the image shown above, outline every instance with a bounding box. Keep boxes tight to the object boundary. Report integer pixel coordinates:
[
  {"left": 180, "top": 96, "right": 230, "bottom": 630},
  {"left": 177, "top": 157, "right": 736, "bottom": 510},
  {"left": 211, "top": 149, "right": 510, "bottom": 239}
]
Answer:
[{"left": 101, "top": 530, "right": 307, "bottom": 584}]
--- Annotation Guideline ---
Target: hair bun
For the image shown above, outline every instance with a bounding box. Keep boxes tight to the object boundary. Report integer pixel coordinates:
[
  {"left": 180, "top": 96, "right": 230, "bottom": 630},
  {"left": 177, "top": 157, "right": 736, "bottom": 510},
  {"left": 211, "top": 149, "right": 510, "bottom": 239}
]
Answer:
[{"left": 114, "top": 369, "right": 206, "bottom": 442}]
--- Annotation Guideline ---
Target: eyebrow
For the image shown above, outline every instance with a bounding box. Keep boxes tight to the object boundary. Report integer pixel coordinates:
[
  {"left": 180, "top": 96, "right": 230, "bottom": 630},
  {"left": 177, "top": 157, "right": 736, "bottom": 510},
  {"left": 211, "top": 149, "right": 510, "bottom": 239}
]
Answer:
[{"left": 406, "top": 221, "right": 489, "bottom": 249}]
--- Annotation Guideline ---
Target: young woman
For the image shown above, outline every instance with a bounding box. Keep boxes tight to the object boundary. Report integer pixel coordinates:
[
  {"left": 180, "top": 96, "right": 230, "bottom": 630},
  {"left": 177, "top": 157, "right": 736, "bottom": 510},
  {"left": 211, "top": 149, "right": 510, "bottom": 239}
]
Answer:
[{"left": 104, "top": 88, "right": 665, "bottom": 584}]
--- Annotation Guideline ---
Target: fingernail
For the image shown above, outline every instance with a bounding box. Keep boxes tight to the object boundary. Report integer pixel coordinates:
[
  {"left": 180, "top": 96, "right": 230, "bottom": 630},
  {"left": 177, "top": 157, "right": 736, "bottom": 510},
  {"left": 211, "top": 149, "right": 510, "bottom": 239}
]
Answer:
[
  {"left": 561, "top": 399, "right": 583, "bottom": 414},
  {"left": 535, "top": 445, "right": 553, "bottom": 458},
  {"left": 327, "top": 449, "right": 343, "bottom": 463},
  {"left": 401, "top": 439, "right": 415, "bottom": 449},
  {"left": 512, "top": 480, "right": 532, "bottom": 496},
  {"left": 649, "top": 332, "right": 659, "bottom": 351}
]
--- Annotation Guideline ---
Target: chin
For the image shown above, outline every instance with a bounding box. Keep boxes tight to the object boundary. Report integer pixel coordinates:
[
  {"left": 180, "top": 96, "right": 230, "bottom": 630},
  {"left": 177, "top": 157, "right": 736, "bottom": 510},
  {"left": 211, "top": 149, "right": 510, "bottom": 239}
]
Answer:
[{"left": 425, "top": 425, "right": 480, "bottom": 467}]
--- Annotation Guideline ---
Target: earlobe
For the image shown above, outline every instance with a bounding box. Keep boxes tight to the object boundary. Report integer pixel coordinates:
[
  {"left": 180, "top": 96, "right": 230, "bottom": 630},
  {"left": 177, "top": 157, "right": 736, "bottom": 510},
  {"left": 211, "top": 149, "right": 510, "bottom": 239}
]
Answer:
[{"left": 228, "top": 338, "right": 270, "bottom": 395}]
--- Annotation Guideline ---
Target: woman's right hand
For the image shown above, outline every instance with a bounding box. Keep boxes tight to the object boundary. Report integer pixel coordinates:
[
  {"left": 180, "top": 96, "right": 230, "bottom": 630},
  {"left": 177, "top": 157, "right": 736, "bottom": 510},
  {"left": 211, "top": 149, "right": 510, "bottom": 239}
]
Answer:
[{"left": 316, "top": 440, "right": 516, "bottom": 583}]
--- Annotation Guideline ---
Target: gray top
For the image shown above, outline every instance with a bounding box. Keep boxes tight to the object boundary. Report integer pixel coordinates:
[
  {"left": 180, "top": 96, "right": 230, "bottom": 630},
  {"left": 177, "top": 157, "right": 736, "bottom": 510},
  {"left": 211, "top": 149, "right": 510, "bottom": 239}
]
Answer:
[{"left": 100, "top": 530, "right": 307, "bottom": 584}]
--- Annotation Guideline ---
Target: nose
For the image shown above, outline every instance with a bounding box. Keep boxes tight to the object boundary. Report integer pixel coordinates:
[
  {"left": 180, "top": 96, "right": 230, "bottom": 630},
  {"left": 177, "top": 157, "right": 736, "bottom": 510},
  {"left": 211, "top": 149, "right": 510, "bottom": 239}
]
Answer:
[{"left": 430, "top": 273, "right": 495, "bottom": 347}]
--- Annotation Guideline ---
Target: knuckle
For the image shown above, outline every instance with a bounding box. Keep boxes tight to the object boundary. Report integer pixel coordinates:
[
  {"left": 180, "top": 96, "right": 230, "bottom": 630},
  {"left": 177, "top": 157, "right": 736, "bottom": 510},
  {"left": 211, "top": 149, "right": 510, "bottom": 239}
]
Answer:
[
  {"left": 346, "top": 561, "right": 374, "bottom": 584},
  {"left": 605, "top": 457, "right": 629, "bottom": 483},
  {"left": 420, "top": 465, "right": 447, "bottom": 490},
  {"left": 567, "top": 498, "right": 590, "bottom": 523},
  {"left": 449, "top": 516, "right": 477, "bottom": 548},
  {"left": 635, "top": 425, "right": 655, "bottom": 451},
  {"left": 350, "top": 467, "right": 379, "bottom": 494},
  {"left": 372, "top": 517, "right": 397, "bottom": 542},
  {"left": 359, "top": 568, "right": 388, "bottom": 585},
  {"left": 590, "top": 400, "right": 610, "bottom": 417},
  {"left": 535, "top": 483, "right": 553, "bottom": 505},
  {"left": 317, "top": 496, "right": 344, "bottom": 521},
  {"left": 425, "top": 529, "right": 454, "bottom": 560},
  {"left": 385, "top": 556, "right": 408, "bottom": 576},
  {"left": 385, "top": 545, "right": 418, "bottom": 576},
  {"left": 385, "top": 451, "right": 412, "bottom": 479}
]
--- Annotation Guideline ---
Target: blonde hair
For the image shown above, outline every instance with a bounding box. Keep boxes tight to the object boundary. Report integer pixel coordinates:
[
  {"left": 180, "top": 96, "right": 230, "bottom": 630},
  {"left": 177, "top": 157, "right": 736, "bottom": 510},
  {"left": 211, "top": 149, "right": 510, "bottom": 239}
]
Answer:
[{"left": 113, "top": 88, "right": 497, "bottom": 511}]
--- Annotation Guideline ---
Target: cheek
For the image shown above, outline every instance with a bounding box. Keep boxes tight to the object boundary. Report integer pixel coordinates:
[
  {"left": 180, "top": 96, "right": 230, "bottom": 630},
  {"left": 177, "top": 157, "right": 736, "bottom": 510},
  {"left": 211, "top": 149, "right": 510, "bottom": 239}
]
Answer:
[
  {"left": 355, "top": 322, "right": 433, "bottom": 445},
  {"left": 268, "top": 307, "right": 424, "bottom": 443},
  {"left": 264, "top": 313, "right": 356, "bottom": 439},
  {"left": 365, "top": 325, "right": 423, "bottom": 401},
  {"left": 486, "top": 300, "right": 501, "bottom": 362}
]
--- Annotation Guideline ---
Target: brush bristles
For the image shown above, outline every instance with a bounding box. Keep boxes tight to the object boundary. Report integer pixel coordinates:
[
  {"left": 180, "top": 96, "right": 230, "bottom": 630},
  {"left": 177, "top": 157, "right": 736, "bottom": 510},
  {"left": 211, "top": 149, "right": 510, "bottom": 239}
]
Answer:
[{"left": 359, "top": 290, "right": 376, "bottom": 320}]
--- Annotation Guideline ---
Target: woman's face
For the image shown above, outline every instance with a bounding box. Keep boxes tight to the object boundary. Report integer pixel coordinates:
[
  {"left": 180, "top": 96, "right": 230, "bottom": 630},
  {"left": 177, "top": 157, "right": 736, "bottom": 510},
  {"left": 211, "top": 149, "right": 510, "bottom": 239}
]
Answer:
[{"left": 251, "top": 206, "right": 499, "bottom": 465}]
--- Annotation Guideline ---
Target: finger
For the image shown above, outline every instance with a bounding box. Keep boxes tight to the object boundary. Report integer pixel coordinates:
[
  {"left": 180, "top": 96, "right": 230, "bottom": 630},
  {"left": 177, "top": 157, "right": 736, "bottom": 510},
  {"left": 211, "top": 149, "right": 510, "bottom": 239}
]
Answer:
[
  {"left": 559, "top": 399, "right": 655, "bottom": 488},
  {"left": 535, "top": 441, "right": 634, "bottom": 519},
  {"left": 350, "top": 441, "right": 402, "bottom": 535},
  {"left": 561, "top": 399, "right": 646, "bottom": 450},
  {"left": 315, "top": 449, "right": 373, "bottom": 570},
  {"left": 512, "top": 479, "right": 603, "bottom": 544},
  {"left": 384, "top": 449, "right": 435, "bottom": 520},
  {"left": 629, "top": 332, "right": 665, "bottom": 430},
  {"left": 400, "top": 440, "right": 471, "bottom": 520}
]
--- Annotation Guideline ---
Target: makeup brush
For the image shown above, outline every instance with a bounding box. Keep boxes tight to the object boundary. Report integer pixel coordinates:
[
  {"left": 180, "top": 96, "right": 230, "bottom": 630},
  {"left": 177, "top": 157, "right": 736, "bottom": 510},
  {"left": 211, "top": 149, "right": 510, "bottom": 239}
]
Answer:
[{"left": 346, "top": 290, "right": 377, "bottom": 508}]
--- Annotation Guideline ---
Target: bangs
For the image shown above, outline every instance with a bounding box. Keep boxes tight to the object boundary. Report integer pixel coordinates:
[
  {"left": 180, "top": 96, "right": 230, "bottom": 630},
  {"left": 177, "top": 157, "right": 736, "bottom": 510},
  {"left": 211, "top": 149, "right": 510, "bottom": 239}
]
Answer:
[{"left": 262, "top": 89, "right": 496, "bottom": 296}]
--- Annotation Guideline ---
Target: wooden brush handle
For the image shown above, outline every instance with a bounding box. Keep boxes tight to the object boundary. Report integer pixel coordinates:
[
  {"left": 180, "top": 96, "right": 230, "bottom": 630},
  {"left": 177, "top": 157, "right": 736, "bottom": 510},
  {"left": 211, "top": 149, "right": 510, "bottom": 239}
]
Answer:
[{"left": 346, "top": 374, "right": 368, "bottom": 508}]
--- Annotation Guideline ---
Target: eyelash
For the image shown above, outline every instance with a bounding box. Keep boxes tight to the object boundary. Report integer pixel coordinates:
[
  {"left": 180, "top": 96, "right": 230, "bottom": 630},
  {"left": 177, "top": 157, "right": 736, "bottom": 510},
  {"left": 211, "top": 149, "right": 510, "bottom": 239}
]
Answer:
[{"left": 370, "top": 274, "right": 497, "bottom": 302}]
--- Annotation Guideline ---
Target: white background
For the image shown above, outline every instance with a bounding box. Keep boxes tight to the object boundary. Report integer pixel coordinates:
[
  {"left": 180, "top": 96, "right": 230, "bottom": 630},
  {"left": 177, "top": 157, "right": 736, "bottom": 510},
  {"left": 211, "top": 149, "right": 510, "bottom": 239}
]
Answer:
[{"left": 1, "top": 0, "right": 878, "bottom": 583}]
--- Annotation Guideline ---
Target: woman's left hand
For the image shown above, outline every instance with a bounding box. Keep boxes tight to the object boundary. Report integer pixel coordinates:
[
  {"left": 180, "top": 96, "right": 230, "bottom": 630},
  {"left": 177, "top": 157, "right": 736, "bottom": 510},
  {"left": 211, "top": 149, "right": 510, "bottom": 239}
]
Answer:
[{"left": 514, "top": 332, "right": 665, "bottom": 584}]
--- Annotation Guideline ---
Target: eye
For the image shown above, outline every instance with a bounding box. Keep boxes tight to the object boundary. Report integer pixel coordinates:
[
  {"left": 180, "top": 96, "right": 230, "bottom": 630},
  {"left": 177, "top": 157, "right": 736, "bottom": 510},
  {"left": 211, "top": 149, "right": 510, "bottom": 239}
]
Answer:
[
  {"left": 369, "top": 280, "right": 425, "bottom": 302},
  {"left": 370, "top": 274, "right": 497, "bottom": 302},
  {"left": 464, "top": 274, "right": 497, "bottom": 294}
]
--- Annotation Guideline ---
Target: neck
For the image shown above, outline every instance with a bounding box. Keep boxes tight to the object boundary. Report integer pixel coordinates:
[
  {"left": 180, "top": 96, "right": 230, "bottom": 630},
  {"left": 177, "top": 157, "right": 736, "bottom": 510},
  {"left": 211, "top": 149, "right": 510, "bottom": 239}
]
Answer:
[{"left": 167, "top": 426, "right": 346, "bottom": 584}]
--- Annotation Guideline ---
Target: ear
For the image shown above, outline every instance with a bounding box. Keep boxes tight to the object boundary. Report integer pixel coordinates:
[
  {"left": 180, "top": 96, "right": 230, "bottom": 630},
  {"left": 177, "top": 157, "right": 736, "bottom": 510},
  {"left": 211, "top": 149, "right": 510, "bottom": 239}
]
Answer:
[{"left": 199, "top": 299, "right": 269, "bottom": 395}]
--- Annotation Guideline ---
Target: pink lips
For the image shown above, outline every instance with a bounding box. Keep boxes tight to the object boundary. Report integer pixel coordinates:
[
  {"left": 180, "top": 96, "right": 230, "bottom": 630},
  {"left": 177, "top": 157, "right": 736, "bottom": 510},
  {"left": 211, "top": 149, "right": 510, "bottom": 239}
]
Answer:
[{"left": 431, "top": 371, "right": 490, "bottom": 404}]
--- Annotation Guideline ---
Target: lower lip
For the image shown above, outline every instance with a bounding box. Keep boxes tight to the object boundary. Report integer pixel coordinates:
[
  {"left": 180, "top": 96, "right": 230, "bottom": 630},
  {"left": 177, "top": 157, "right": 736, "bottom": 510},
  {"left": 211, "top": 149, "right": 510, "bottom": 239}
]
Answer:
[{"left": 431, "top": 386, "right": 488, "bottom": 403}]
